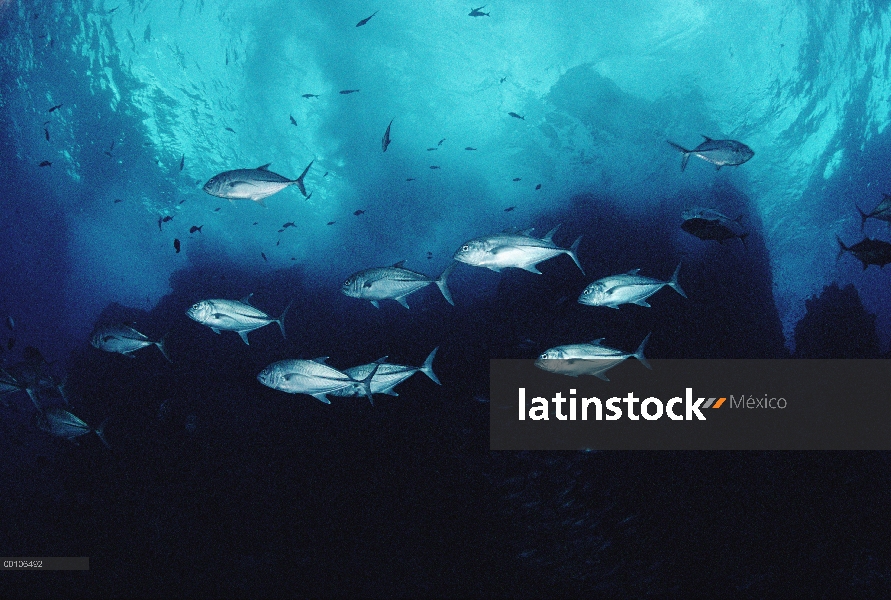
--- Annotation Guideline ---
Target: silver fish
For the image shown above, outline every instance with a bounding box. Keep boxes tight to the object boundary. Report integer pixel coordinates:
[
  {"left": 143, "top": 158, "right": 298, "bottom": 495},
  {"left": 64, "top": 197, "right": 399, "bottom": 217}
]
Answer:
[
  {"left": 453, "top": 225, "right": 584, "bottom": 274},
  {"left": 36, "top": 407, "right": 110, "bottom": 448},
  {"left": 578, "top": 264, "right": 686, "bottom": 309},
  {"left": 667, "top": 136, "right": 753, "bottom": 171},
  {"left": 535, "top": 334, "right": 651, "bottom": 381},
  {"left": 187, "top": 294, "right": 291, "bottom": 345},
  {"left": 342, "top": 261, "right": 455, "bottom": 309},
  {"left": 330, "top": 348, "right": 440, "bottom": 402},
  {"left": 202, "top": 160, "right": 313, "bottom": 205},
  {"left": 90, "top": 324, "right": 171, "bottom": 362},
  {"left": 257, "top": 358, "right": 378, "bottom": 404}
]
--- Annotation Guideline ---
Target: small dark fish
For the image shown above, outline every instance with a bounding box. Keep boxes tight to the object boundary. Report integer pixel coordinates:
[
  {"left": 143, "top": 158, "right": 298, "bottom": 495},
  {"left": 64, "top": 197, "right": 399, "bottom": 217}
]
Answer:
[
  {"left": 406, "top": 178, "right": 416, "bottom": 181},
  {"left": 356, "top": 10, "right": 378, "bottom": 27},
  {"left": 339, "top": 89, "right": 360, "bottom": 94},
  {"left": 535, "top": 184, "right": 541, "bottom": 190},
  {"left": 113, "top": 198, "right": 123, "bottom": 203},
  {"left": 323, "top": 171, "right": 329, "bottom": 177},
  {"left": 508, "top": 112, "right": 524, "bottom": 120},
  {"left": 253, "top": 221, "right": 258, "bottom": 225},
  {"left": 382, "top": 118, "right": 394, "bottom": 152},
  {"left": 276, "top": 240, "right": 281, "bottom": 246},
  {"left": 104, "top": 151, "right": 112, "bottom": 157},
  {"left": 438, "top": 138, "right": 446, "bottom": 146},
  {"left": 430, "top": 165, "right": 440, "bottom": 170},
  {"left": 837, "top": 236, "right": 891, "bottom": 269},
  {"left": 173, "top": 238, "right": 181, "bottom": 253},
  {"left": 214, "top": 207, "right": 222, "bottom": 212},
  {"left": 302, "top": 94, "right": 320, "bottom": 98},
  {"left": 354, "top": 210, "right": 365, "bottom": 216},
  {"left": 427, "top": 148, "right": 437, "bottom": 151},
  {"left": 39, "top": 160, "right": 51, "bottom": 167},
  {"left": 6, "top": 316, "right": 14, "bottom": 330},
  {"left": 179, "top": 199, "right": 186, "bottom": 205},
  {"left": 469, "top": 6, "right": 490, "bottom": 17},
  {"left": 327, "top": 221, "right": 336, "bottom": 225},
  {"left": 681, "top": 217, "right": 748, "bottom": 247},
  {"left": 465, "top": 147, "right": 476, "bottom": 151},
  {"left": 291, "top": 257, "right": 297, "bottom": 260},
  {"left": 512, "top": 177, "right": 521, "bottom": 181},
  {"left": 289, "top": 115, "right": 297, "bottom": 126},
  {"left": 108, "top": 6, "right": 118, "bottom": 13},
  {"left": 261, "top": 252, "right": 268, "bottom": 261},
  {"left": 109, "top": 140, "right": 115, "bottom": 151},
  {"left": 162, "top": 215, "right": 173, "bottom": 223},
  {"left": 278, "top": 229, "right": 285, "bottom": 233},
  {"left": 225, "top": 127, "right": 235, "bottom": 133},
  {"left": 282, "top": 222, "right": 296, "bottom": 229},
  {"left": 504, "top": 206, "right": 515, "bottom": 212},
  {"left": 7, "top": 338, "right": 15, "bottom": 351},
  {"left": 189, "top": 225, "right": 203, "bottom": 233},
  {"left": 44, "top": 128, "right": 49, "bottom": 141},
  {"left": 47, "top": 103, "right": 63, "bottom": 112},
  {"left": 179, "top": 154, "right": 184, "bottom": 171},
  {"left": 499, "top": 76, "right": 507, "bottom": 83}
]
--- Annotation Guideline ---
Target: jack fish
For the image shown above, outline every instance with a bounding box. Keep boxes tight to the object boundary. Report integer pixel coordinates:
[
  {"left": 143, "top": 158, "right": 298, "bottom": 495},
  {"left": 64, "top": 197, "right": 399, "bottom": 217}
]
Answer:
[
  {"left": 667, "top": 136, "right": 754, "bottom": 171},
  {"left": 187, "top": 294, "right": 291, "bottom": 344},
  {"left": 330, "top": 348, "right": 441, "bottom": 402},
  {"left": 257, "top": 358, "right": 378, "bottom": 404},
  {"left": 578, "top": 264, "right": 686, "bottom": 308},
  {"left": 36, "top": 407, "right": 110, "bottom": 448},
  {"left": 836, "top": 236, "right": 891, "bottom": 269},
  {"left": 681, "top": 208, "right": 748, "bottom": 247},
  {"left": 453, "top": 225, "right": 584, "bottom": 275},
  {"left": 342, "top": 261, "right": 455, "bottom": 308},
  {"left": 91, "top": 324, "right": 171, "bottom": 362},
  {"left": 203, "top": 160, "right": 313, "bottom": 205},
  {"left": 535, "top": 334, "right": 651, "bottom": 381}
]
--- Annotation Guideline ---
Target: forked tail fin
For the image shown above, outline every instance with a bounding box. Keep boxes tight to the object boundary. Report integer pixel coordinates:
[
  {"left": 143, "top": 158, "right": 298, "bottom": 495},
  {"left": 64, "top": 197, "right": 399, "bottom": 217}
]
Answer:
[
  {"left": 667, "top": 141, "right": 691, "bottom": 172},
  {"left": 634, "top": 333, "right": 652, "bottom": 370},
  {"left": 293, "top": 159, "right": 314, "bottom": 197}
]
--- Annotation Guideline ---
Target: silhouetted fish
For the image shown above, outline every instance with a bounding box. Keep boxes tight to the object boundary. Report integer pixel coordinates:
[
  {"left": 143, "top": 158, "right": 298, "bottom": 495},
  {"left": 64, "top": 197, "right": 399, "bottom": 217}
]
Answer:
[
  {"left": 158, "top": 215, "right": 173, "bottom": 231},
  {"left": 535, "top": 184, "right": 541, "bottom": 190},
  {"left": 356, "top": 10, "right": 378, "bottom": 27},
  {"left": 179, "top": 154, "right": 184, "bottom": 171},
  {"left": 465, "top": 147, "right": 477, "bottom": 151},
  {"left": 438, "top": 138, "right": 446, "bottom": 146},
  {"left": 430, "top": 165, "right": 440, "bottom": 170},
  {"left": 406, "top": 178, "right": 416, "bottom": 181},
  {"left": 225, "top": 127, "right": 235, "bottom": 133},
  {"left": 354, "top": 209, "right": 365, "bottom": 216},
  {"left": 47, "top": 103, "right": 62, "bottom": 112},
  {"left": 681, "top": 214, "right": 748, "bottom": 247},
  {"left": 302, "top": 94, "right": 320, "bottom": 98},
  {"left": 282, "top": 222, "right": 296, "bottom": 229},
  {"left": 469, "top": 6, "right": 490, "bottom": 17},
  {"left": 667, "top": 136, "right": 754, "bottom": 171},
  {"left": 44, "top": 128, "right": 49, "bottom": 141},
  {"left": 327, "top": 221, "right": 336, "bottom": 225},
  {"left": 339, "top": 89, "right": 360, "bottom": 94},
  {"left": 6, "top": 316, "right": 13, "bottom": 331},
  {"left": 837, "top": 236, "right": 891, "bottom": 269},
  {"left": 289, "top": 115, "right": 297, "bottom": 126},
  {"left": 113, "top": 198, "right": 123, "bottom": 203},
  {"left": 856, "top": 193, "right": 891, "bottom": 230},
  {"left": 189, "top": 225, "right": 203, "bottom": 233},
  {"left": 512, "top": 177, "right": 521, "bottom": 181},
  {"left": 427, "top": 148, "right": 437, "bottom": 151},
  {"left": 508, "top": 112, "right": 524, "bottom": 120},
  {"left": 214, "top": 207, "right": 222, "bottom": 212},
  {"left": 505, "top": 206, "right": 515, "bottom": 212},
  {"left": 261, "top": 252, "right": 267, "bottom": 261},
  {"left": 39, "top": 160, "right": 51, "bottom": 167},
  {"left": 174, "top": 239, "right": 181, "bottom": 253},
  {"left": 91, "top": 324, "right": 170, "bottom": 361},
  {"left": 382, "top": 118, "right": 394, "bottom": 152}
]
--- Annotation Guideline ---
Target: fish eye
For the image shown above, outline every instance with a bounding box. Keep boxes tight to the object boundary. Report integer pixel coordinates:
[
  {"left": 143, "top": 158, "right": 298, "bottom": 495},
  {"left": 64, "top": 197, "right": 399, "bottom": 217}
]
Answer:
[
  {"left": 539, "top": 353, "right": 548, "bottom": 359},
  {"left": 583, "top": 289, "right": 590, "bottom": 295},
  {"left": 344, "top": 278, "right": 352, "bottom": 286},
  {"left": 461, "top": 245, "right": 469, "bottom": 252}
]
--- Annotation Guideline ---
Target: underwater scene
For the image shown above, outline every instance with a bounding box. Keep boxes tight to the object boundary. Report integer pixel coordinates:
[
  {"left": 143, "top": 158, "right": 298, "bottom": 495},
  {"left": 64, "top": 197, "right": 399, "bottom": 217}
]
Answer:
[{"left": 2, "top": 0, "right": 891, "bottom": 596}]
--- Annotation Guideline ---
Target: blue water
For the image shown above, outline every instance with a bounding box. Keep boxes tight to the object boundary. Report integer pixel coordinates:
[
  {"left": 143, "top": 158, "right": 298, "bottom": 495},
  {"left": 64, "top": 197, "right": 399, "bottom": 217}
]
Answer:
[{"left": 2, "top": 1, "right": 891, "bottom": 596}]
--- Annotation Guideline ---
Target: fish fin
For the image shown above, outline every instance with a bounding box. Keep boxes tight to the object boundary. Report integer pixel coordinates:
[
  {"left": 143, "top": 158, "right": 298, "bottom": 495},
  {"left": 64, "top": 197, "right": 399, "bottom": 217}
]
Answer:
[
  {"left": 238, "top": 331, "right": 250, "bottom": 345},
  {"left": 589, "top": 338, "right": 606, "bottom": 345},
  {"left": 276, "top": 299, "right": 293, "bottom": 339},
  {"left": 155, "top": 333, "right": 173, "bottom": 363},
  {"left": 311, "top": 393, "right": 332, "bottom": 405},
  {"left": 435, "top": 262, "right": 456, "bottom": 306},
  {"left": 370, "top": 300, "right": 380, "bottom": 309},
  {"left": 565, "top": 236, "right": 585, "bottom": 275},
  {"left": 257, "top": 162, "right": 272, "bottom": 170},
  {"left": 420, "top": 347, "right": 441, "bottom": 385},
  {"left": 95, "top": 418, "right": 111, "bottom": 449},
  {"left": 633, "top": 299, "right": 651, "bottom": 307},
  {"left": 487, "top": 266, "right": 503, "bottom": 273},
  {"left": 739, "top": 232, "right": 749, "bottom": 250},
  {"left": 593, "top": 372, "right": 610, "bottom": 382},
  {"left": 255, "top": 198, "right": 267, "bottom": 207},
  {"left": 701, "top": 134, "right": 713, "bottom": 141},
  {"left": 384, "top": 390, "right": 399, "bottom": 397},
  {"left": 626, "top": 268, "right": 641, "bottom": 275},
  {"left": 669, "top": 262, "right": 687, "bottom": 298},
  {"left": 293, "top": 159, "right": 314, "bottom": 197},
  {"left": 542, "top": 224, "right": 561, "bottom": 242},
  {"left": 312, "top": 356, "right": 330, "bottom": 364},
  {"left": 241, "top": 293, "right": 254, "bottom": 305},
  {"left": 635, "top": 333, "right": 652, "bottom": 370},
  {"left": 520, "top": 264, "right": 543, "bottom": 274},
  {"left": 519, "top": 227, "right": 535, "bottom": 236},
  {"left": 856, "top": 204, "right": 869, "bottom": 230},
  {"left": 210, "top": 327, "right": 221, "bottom": 335},
  {"left": 666, "top": 141, "right": 691, "bottom": 171},
  {"left": 606, "top": 304, "right": 621, "bottom": 309},
  {"left": 356, "top": 363, "right": 380, "bottom": 405},
  {"left": 123, "top": 352, "right": 137, "bottom": 359},
  {"left": 396, "top": 296, "right": 410, "bottom": 309},
  {"left": 392, "top": 260, "right": 407, "bottom": 268}
]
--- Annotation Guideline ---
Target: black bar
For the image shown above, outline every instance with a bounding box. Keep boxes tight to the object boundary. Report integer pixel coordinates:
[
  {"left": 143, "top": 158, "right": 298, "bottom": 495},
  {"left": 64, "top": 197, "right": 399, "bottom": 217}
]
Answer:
[{"left": 1, "top": 558, "right": 89, "bottom": 570}]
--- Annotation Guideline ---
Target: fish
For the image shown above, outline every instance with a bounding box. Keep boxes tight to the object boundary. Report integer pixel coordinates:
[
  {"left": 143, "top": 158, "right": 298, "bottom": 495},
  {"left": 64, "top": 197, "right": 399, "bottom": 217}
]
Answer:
[
  {"left": 406, "top": 178, "right": 416, "bottom": 181},
  {"left": 382, "top": 118, "right": 394, "bottom": 152},
  {"left": 465, "top": 147, "right": 477, "bottom": 151},
  {"left": 339, "top": 89, "right": 360, "bottom": 94},
  {"left": 666, "top": 136, "right": 754, "bottom": 171},
  {"left": 174, "top": 238, "right": 181, "bottom": 253},
  {"left": 856, "top": 193, "right": 891, "bottom": 229},
  {"left": 469, "top": 6, "right": 490, "bottom": 17},
  {"left": 578, "top": 264, "right": 686, "bottom": 309},
  {"left": 48, "top": 103, "right": 63, "bottom": 112},
  {"left": 225, "top": 127, "right": 236, "bottom": 133},
  {"left": 356, "top": 10, "right": 378, "bottom": 27},
  {"left": 681, "top": 217, "right": 747, "bottom": 245},
  {"left": 187, "top": 295, "right": 291, "bottom": 345},
  {"left": 427, "top": 148, "right": 437, "bottom": 151},
  {"left": 113, "top": 198, "right": 123, "bottom": 203},
  {"left": 261, "top": 252, "right": 267, "bottom": 261},
  {"left": 6, "top": 316, "right": 14, "bottom": 331},
  {"left": 342, "top": 261, "right": 456, "bottom": 308},
  {"left": 189, "top": 225, "right": 203, "bottom": 233},
  {"left": 44, "top": 128, "right": 49, "bottom": 141},
  {"left": 836, "top": 236, "right": 891, "bottom": 269},
  {"left": 331, "top": 348, "right": 441, "bottom": 402},
  {"left": 512, "top": 177, "right": 521, "bottom": 181},
  {"left": 354, "top": 209, "right": 365, "bottom": 215},
  {"left": 504, "top": 206, "right": 515, "bottom": 212},
  {"left": 289, "top": 115, "right": 297, "bottom": 126},
  {"left": 302, "top": 94, "right": 320, "bottom": 98},
  {"left": 281, "top": 222, "right": 296, "bottom": 229},
  {"left": 323, "top": 171, "right": 329, "bottom": 177},
  {"left": 430, "top": 165, "right": 440, "bottom": 170},
  {"left": 535, "top": 184, "right": 541, "bottom": 190},
  {"left": 535, "top": 334, "right": 652, "bottom": 381},
  {"left": 214, "top": 207, "right": 222, "bottom": 212},
  {"left": 39, "top": 160, "right": 51, "bottom": 167},
  {"left": 179, "top": 154, "right": 184, "bottom": 171},
  {"left": 90, "top": 324, "right": 171, "bottom": 362},
  {"left": 499, "top": 76, "right": 507, "bottom": 83},
  {"left": 508, "top": 112, "right": 525, "bottom": 120},
  {"left": 257, "top": 358, "right": 379, "bottom": 404},
  {"left": 454, "top": 225, "right": 585, "bottom": 275},
  {"left": 327, "top": 221, "right": 336, "bottom": 225},
  {"left": 438, "top": 138, "right": 446, "bottom": 146},
  {"left": 36, "top": 407, "right": 110, "bottom": 448},
  {"left": 203, "top": 160, "right": 314, "bottom": 204}
]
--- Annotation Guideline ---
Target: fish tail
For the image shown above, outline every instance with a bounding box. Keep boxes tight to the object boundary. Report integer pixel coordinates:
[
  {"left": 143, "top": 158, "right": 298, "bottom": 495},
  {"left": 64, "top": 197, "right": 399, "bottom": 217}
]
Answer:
[
  {"left": 667, "top": 141, "right": 691, "bottom": 171},
  {"left": 565, "top": 236, "right": 585, "bottom": 275},
  {"left": 634, "top": 333, "right": 652, "bottom": 370},
  {"left": 26, "top": 387, "right": 41, "bottom": 410},
  {"left": 668, "top": 262, "right": 686, "bottom": 298},
  {"left": 276, "top": 299, "right": 294, "bottom": 339},
  {"left": 95, "top": 418, "right": 111, "bottom": 450},
  {"left": 836, "top": 235, "right": 849, "bottom": 261},
  {"left": 739, "top": 232, "right": 749, "bottom": 250},
  {"left": 358, "top": 363, "right": 380, "bottom": 405},
  {"left": 155, "top": 333, "right": 173, "bottom": 363},
  {"left": 435, "top": 262, "right": 456, "bottom": 306},
  {"left": 419, "top": 347, "right": 441, "bottom": 385},
  {"left": 856, "top": 203, "right": 868, "bottom": 231},
  {"left": 293, "top": 159, "right": 314, "bottom": 198}
]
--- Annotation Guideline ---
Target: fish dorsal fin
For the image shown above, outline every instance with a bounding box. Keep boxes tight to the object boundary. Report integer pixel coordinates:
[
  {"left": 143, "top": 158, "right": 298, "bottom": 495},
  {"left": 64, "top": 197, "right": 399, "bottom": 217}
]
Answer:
[
  {"left": 519, "top": 227, "right": 535, "bottom": 236},
  {"left": 542, "top": 224, "right": 561, "bottom": 241},
  {"left": 392, "top": 260, "right": 406, "bottom": 268},
  {"left": 241, "top": 293, "right": 254, "bottom": 305},
  {"left": 701, "top": 134, "right": 713, "bottom": 142},
  {"left": 257, "top": 163, "right": 271, "bottom": 171},
  {"left": 626, "top": 268, "right": 641, "bottom": 275},
  {"left": 312, "top": 356, "right": 329, "bottom": 364},
  {"left": 374, "top": 356, "right": 389, "bottom": 364},
  {"left": 589, "top": 337, "right": 606, "bottom": 345}
]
